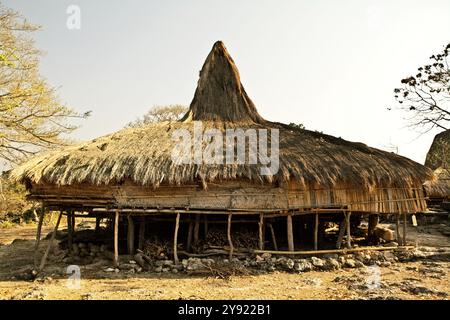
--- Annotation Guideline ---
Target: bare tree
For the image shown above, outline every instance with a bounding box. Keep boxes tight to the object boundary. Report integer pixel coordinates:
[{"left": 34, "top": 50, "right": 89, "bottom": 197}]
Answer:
[
  {"left": 393, "top": 43, "right": 450, "bottom": 133},
  {"left": 128, "top": 104, "right": 187, "bottom": 127},
  {"left": 0, "top": 5, "right": 89, "bottom": 164}
]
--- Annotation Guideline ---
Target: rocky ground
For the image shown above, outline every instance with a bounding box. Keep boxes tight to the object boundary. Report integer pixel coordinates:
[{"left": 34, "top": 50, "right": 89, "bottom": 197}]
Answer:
[{"left": 0, "top": 217, "right": 449, "bottom": 300}]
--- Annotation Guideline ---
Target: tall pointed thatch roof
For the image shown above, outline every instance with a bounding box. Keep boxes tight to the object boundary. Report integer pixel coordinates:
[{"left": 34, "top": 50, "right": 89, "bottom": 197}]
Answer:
[
  {"left": 11, "top": 41, "right": 433, "bottom": 190},
  {"left": 425, "top": 129, "right": 450, "bottom": 170}
]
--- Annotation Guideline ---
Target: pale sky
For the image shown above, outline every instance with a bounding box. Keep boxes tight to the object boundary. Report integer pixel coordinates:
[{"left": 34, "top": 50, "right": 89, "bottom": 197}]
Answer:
[{"left": 4, "top": 0, "right": 450, "bottom": 164}]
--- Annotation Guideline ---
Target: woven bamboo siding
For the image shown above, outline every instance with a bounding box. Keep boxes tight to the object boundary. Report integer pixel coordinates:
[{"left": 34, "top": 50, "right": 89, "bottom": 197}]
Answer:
[{"left": 29, "top": 180, "right": 427, "bottom": 213}]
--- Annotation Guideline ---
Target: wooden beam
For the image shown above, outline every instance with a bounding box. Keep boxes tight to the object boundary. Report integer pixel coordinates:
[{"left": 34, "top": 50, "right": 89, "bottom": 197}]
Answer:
[
  {"left": 227, "top": 213, "right": 234, "bottom": 260},
  {"left": 173, "top": 212, "right": 180, "bottom": 264},
  {"left": 127, "top": 215, "right": 135, "bottom": 255},
  {"left": 34, "top": 206, "right": 45, "bottom": 268},
  {"left": 287, "top": 214, "right": 294, "bottom": 252},
  {"left": 38, "top": 210, "right": 63, "bottom": 272},
  {"left": 113, "top": 210, "right": 119, "bottom": 267},
  {"left": 258, "top": 213, "right": 264, "bottom": 250},
  {"left": 138, "top": 217, "right": 145, "bottom": 250},
  {"left": 396, "top": 213, "right": 401, "bottom": 245},
  {"left": 268, "top": 223, "right": 278, "bottom": 251},
  {"left": 346, "top": 212, "right": 352, "bottom": 249},
  {"left": 314, "top": 213, "right": 319, "bottom": 250}
]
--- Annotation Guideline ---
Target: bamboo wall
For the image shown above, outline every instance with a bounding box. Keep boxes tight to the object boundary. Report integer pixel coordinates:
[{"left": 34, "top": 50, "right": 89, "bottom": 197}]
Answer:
[{"left": 28, "top": 179, "right": 427, "bottom": 213}]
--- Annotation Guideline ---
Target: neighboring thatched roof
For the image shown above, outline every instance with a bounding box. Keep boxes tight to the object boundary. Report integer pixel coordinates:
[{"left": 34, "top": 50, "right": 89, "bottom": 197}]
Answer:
[
  {"left": 11, "top": 41, "right": 433, "bottom": 190},
  {"left": 425, "top": 129, "right": 450, "bottom": 170},
  {"left": 424, "top": 167, "right": 450, "bottom": 198}
]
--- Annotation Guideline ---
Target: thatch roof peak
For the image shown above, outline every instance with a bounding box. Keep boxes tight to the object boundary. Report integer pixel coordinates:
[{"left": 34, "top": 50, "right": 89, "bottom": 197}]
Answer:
[{"left": 181, "top": 41, "right": 265, "bottom": 124}]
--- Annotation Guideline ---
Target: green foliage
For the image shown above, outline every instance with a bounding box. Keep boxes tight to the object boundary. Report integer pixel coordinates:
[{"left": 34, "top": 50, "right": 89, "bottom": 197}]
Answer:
[{"left": 287, "top": 123, "right": 305, "bottom": 130}]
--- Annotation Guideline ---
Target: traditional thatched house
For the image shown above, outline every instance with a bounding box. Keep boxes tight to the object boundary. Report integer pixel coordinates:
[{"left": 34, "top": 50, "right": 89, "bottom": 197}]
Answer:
[{"left": 12, "top": 41, "right": 433, "bottom": 268}]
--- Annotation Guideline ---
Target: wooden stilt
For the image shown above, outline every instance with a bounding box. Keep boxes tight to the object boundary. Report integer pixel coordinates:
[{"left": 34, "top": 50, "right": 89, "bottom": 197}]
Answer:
[
  {"left": 71, "top": 214, "right": 75, "bottom": 233},
  {"left": 34, "top": 206, "right": 45, "bottom": 268},
  {"left": 403, "top": 211, "right": 407, "bottom": 246},
  {"left": 346, "top": 212, "right": 352, "bottom": 249},
  {"left": 187, "top": 221, "right": 194, "bottom": 251},
  {"left": 396, "top": 213, "right": 401, "bottom": 245},
  {"left": 314, "top": 213, "right": 319, "bottom": 250},
  {"left": 113, "top": 210, "right": 119, "bottom": 267},
  {"left": 227, "top": 213, "right": 234, "bottom": 260},
  {"left": 95, "top": 216, "right": 101, "bottom": 234},
  {"left": 173, "top": 212, "right": 180, "bottom": 264},
  {"left": 38, "top": 210, "right": 63, "bottom": 272},
  {"left": 268, "top": 223, "right": 278, "bottom": 251},
  {"left": 367, "top": 213, "right": 379, "bottom": 244},
  {"left": 67, "top": 210, "right": 73, "bottom": 254},
  {"left": 287, "top": 214, "right": 294, "bottom": 252},
  {"left": 336, "top": 217, "right": 346, "bottom": 249},
  {"left": 193, "top": 214, "right": 200, "bottom": 244},
  {"left": 138, "top": 217, "right": 145, "bottom": 250},
  {"left": 127, "top": 215, "right": 135, "bottom": 255},
  {"left": 258, "top": 213, "right": 264, "bottom": 250},
  {"left": 204, "top": 215, "right": 208, "bottom": 239}
]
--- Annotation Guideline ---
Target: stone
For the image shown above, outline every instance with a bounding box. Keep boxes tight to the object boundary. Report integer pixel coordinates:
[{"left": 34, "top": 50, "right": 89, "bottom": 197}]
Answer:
[
  {"left": 383, "top": 251, "right": 395, "bottom": 261},
  {"left": 162, "top": 260, "right": 174, "bottom": 266},
  {"left": 354, "top": 261, "right": 365, "bottom": 268},
  {"left": 344, "top": 259, "right": 356, "bottom": 268},
  {"left": 285, "top": 259, "right": 295, "bottom": 269},
  {"left": 380, "top": 261, "right": 391, "bottom": 267},
  {"left": 155, "top": 266, "right": 163, "bottom": 273},
  {"left": 172, "top": 268, "right": 179, "bottom": 273},
  {"left": 261, "top": 253, "right": 272, "bottom": 260},
  {"left": 255, "top": 255, "right": 264, "bottom": 262},
  {"left": 105, "top": 267, "right": 115, "bottom": 272},
  {"left": 324, "top": 258, "right": 341, "bottom": 270},
  {"left": 311, "top": 257, "right": 325, "bottom": 268},
  {"left": 294, "top": 259, "right": 313, "bottom": 272},
  {"left": 162, "top": 267, "right": 170, "bottom": 273}
]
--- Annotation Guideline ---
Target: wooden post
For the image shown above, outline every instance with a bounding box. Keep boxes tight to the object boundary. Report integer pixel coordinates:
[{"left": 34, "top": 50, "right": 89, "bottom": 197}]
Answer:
[
  {"left": 186, "top": 220, "right": 194, "bottom": 251},
  {"left": 287, "top": 214, "right": 294, "bottom": 252},
  {"left": 71, "top": 214, "right": 75, "bottom": 233},
  {"left": 173, "top": 212, "right": 180, "bottom": 264},
  {"left": 38, "top": 210, "right": 63, "bottom": 272},
  {"left": 204, "top": 215, "right": 208, "bottom": 239},
  {"left": 227, "top": 213, "right": 234, "bottom": 260},
  {"left": 346, "top": 212, "right": 352, "bottom": 249},
  {"left": 193, "top": 214, "right": 200, "bottom": 245},
  {"left": 138, "top": 217, "right": 145, "bottom": 250},
  {"left": 34, "top": 206, "right": 45, "bottom": 268},
  {"left": 67, "top": 210, "right": 73, "bottom": 254},
  {"left": 95, "top": 216, "right": 101, "bottom": 234},
  {"left": 313, "top": 212, "right": 319, "bottom": 250},
  {"left": 396, "top": 213, "right": 401, "bottom": 245},
  {"left": 113, "top": 210, "right": 119, "bottom": 267},
  {"left": 258, "top": 213, "right": 264, "bottom": 250},
  {"left": 336, "top": 217, "right": 346, "bottom": 249},
  {"left": 403, "top": 211, "right": 407, "bottom": 246},
  {"left": 367, "top": 213, "right": 379, "bottom": 244},
  {"left": 127, "top": 215, "right": 135, "bottom": 255},
  {"left": 268, "top": 223, "right": 278, "bottom": 251}
]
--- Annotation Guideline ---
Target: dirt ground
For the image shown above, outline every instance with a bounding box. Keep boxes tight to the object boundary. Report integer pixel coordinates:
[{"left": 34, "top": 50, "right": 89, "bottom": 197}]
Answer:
[{"left": 0, "top": 219, "right": 449, "bottom": 300}]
